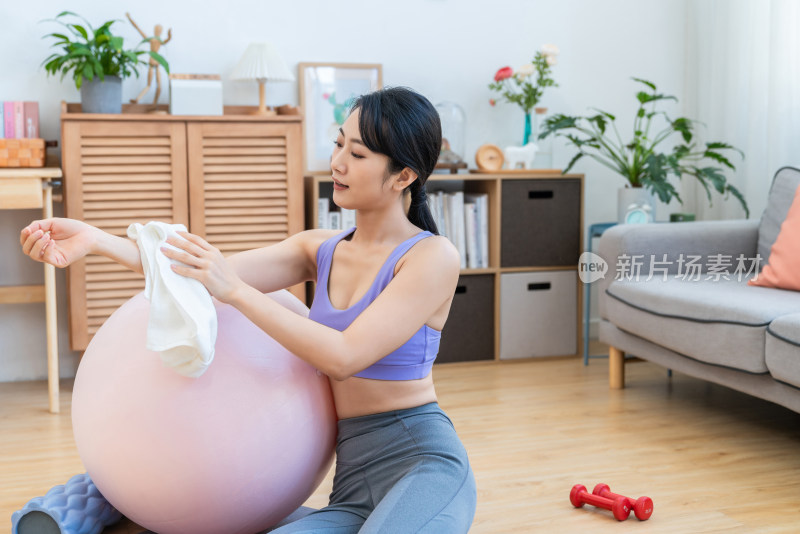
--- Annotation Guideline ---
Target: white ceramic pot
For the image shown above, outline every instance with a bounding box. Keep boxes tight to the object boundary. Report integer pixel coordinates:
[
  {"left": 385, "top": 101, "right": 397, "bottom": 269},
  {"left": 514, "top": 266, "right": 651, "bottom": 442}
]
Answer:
[{"left": 617, "top": 186, "right": 657, "bottom": 223}]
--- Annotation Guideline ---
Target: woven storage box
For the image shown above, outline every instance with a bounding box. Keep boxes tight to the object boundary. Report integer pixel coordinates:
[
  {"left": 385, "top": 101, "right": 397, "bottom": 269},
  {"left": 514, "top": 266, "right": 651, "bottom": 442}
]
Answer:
[{"left": 0, "top": 139, "right": 45, "bottom": 167}]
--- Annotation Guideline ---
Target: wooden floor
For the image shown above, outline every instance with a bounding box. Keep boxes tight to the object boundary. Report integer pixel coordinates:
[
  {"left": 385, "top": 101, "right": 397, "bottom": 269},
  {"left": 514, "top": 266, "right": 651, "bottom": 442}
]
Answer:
[{"left": 3, "top": 354, "right": 800, "bottom": 533}]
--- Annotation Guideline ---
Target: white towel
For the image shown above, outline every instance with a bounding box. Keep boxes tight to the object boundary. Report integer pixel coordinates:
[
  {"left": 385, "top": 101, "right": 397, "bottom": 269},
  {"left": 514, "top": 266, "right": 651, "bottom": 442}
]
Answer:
[{"left": 127, "top": 221, "right": 217, "bottom": 378}]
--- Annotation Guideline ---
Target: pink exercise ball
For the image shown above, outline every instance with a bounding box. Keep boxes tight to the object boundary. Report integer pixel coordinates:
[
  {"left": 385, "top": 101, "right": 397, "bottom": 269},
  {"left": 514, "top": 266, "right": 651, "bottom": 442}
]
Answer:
[{"left": 72, "top": 291, "right": 336, "bottom": 534}]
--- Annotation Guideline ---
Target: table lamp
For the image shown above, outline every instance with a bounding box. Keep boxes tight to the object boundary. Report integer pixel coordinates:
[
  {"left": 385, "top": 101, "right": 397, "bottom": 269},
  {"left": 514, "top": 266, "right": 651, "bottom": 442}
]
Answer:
[{"left": 230, "top": 42, "right": 294, "bottom": 115}]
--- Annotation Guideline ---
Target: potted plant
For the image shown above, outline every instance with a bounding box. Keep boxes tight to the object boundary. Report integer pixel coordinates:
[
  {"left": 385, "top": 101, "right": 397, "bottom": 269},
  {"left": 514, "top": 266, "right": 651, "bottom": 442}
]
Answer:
[
  {"left": 539, "top": 78, "right": 749, "bottom": 222},
  {"left": 41, "top": 11, "right": 169, "bottom": 114},
  {"left": 488, "top": 44, "right": 559, "bottom": 147}
]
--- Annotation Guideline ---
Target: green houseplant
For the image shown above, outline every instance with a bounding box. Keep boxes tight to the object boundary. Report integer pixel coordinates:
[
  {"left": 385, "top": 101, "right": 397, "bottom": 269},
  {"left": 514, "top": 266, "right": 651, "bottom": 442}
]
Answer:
[
  {"left": 539, "top": 78, "right": 749, "bottom": 218},
  {"left": 41, "top": 11, "right": 169, "bottom": 113}
]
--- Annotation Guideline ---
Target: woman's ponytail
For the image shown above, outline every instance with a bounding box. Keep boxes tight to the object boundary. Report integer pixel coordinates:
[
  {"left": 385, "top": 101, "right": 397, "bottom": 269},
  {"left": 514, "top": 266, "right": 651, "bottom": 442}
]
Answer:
[{"left": 408, "top": 180, "right": 438, "bottom": 235}]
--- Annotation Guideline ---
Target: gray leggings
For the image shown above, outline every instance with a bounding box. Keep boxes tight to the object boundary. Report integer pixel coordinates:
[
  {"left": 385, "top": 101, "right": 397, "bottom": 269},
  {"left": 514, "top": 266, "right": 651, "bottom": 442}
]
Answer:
[{"left": 270, "top": 402, "right": 477, "bottom": 533}]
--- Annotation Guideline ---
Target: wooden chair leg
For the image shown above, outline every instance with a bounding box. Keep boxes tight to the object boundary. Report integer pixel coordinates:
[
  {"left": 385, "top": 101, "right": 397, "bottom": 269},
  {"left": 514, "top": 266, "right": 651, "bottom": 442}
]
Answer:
[{"left": 609, "top": 346, "right": 625, "bottom": 389}]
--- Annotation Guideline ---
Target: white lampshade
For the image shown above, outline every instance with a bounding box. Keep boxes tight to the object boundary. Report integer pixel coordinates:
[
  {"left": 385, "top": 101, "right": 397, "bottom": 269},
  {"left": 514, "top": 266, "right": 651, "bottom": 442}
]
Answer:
[{"left": 230, "top": 42, "right": 294, "bottom": 82}]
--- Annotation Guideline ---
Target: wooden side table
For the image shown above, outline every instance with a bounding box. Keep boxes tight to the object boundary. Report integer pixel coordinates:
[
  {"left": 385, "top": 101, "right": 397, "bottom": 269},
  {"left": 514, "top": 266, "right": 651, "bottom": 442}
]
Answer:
[{"left": 0, "top": 165, "right": 63, "bottom": 413}]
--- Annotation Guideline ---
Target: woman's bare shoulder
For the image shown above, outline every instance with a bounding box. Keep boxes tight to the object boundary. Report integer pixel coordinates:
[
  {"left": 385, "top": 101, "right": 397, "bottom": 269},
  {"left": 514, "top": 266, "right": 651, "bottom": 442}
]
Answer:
[
  {"left": 293, "top": 228, "right": 342, "bottom": 259},
  {"left": 405, "top": 234, "right": 461, "bottom": 272}
]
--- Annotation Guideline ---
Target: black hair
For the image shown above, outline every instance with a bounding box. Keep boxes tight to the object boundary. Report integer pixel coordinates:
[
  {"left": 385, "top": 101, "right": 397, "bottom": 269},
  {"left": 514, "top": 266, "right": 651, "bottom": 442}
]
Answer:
[{"left": 350, "top": 87, "right": 441, "bottom": 234}]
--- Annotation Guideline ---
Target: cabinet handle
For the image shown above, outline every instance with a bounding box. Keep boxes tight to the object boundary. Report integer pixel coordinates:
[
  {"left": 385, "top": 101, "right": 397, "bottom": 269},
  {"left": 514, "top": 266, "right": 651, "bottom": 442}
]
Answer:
[
  {"left": 455, "top": 285, "right": 467, "bottom": 294},
  {"left": 527, "top": 282, "right": 551, "bottom": 291},
  {"left": 528, "top": 190, "right": 554, "bottom": 199}
]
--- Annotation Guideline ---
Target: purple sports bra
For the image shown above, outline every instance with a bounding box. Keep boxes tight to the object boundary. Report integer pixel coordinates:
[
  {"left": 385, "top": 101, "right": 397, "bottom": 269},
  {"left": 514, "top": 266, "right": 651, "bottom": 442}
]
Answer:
[{"left": 308, "top": 227, "right": 441, "bottom": 380}]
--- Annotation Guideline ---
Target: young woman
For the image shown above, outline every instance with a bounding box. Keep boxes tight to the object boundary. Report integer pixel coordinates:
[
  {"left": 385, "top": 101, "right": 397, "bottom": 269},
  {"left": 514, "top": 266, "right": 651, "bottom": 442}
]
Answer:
[{"left": 20, "top": 87, "right": 477, "bottom": 533}]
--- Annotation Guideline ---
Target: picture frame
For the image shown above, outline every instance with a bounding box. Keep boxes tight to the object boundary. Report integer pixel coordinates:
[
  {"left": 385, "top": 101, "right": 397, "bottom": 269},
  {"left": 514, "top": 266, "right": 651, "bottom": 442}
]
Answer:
[{"left": 298, "top": 62, "right": 383, "bottom": 173}]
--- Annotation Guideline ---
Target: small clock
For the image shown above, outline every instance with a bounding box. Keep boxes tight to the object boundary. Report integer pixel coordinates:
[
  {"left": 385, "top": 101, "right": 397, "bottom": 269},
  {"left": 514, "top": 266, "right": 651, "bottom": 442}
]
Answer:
[
  {"left": 624, "top": 203, "right": 654, "bottom": 224},
  {"left": 475, "top": 144, "right": 504, "bottom": 171}
]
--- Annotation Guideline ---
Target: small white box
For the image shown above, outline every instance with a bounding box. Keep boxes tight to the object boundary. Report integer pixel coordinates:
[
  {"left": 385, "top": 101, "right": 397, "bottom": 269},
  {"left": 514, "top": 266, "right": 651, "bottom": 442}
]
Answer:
[{"left": 169, "top": 75, "right": 223, "bottom": 116}]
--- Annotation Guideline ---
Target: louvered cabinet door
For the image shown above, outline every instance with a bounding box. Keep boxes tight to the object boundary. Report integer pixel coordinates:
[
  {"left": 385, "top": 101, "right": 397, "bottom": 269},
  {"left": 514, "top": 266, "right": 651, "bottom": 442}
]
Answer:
[
  {"left": 62, "top": 120, "right": 189, "bottom": 350},
  {"left": 186, "top": 121, "right": 304, "bottom": 296}
]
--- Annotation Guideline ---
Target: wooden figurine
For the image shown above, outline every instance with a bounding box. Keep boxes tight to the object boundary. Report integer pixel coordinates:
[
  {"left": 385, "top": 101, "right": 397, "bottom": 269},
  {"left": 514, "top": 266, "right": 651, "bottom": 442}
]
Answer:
[{"left": 126, "top": 12, "right": 172, "bottom": 106}]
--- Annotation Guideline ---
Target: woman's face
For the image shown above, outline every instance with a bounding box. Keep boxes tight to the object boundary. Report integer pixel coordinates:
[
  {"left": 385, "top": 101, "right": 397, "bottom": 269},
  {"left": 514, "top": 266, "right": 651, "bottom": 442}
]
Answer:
[{"left": 330, "top": 109, "right": 398, "bottom": 211}]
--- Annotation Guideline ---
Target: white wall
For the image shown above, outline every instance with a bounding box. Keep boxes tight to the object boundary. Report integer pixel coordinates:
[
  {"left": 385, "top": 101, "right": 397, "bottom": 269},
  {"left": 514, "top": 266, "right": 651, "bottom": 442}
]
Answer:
[{"left": 0, "top": 0, "right": 688, "bottom": 381}]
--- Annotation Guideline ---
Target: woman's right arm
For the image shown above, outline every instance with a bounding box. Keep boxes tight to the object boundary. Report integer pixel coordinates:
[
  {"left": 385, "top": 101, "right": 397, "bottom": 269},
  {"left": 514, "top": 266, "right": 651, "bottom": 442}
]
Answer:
[
  {"left": 20, "top": 217, "right": 143, "bottom": 274},
  {"left": 21, "top": 218, "right": 337, "bottom": 293}
]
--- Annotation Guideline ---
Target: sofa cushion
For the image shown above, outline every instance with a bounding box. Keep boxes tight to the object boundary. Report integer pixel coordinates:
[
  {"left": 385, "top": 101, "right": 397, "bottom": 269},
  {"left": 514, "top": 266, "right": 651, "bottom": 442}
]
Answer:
[
  {"left": 604, "top": 276, "right": 800, "bottom": 374},
  {"left": 758, "top": 167, "right": 800, "bottom": 264},
  {"left": 750, "top": 183, "right": 800, "bottom": 291},
  {"left": 766, "top": 313, "right": 800, "bottom": 389}
]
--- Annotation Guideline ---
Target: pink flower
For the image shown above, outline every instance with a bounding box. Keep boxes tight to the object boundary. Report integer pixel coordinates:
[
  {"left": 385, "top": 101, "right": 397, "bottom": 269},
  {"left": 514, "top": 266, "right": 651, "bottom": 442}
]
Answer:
[
  {"left": 494, "top": 66, "right": 513, "bottom": 82},
  {"left": 322, "top": 92, "right": 330, "bottom": 100},
  {"left": 489, "top": 99, "right": 496, "bottom": 106}
]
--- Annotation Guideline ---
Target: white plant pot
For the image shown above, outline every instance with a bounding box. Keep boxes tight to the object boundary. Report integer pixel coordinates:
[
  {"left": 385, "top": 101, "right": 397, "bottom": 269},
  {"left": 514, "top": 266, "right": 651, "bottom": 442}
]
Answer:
[{"left": 617, "top": 186, "right": 657, "bottom": 223}]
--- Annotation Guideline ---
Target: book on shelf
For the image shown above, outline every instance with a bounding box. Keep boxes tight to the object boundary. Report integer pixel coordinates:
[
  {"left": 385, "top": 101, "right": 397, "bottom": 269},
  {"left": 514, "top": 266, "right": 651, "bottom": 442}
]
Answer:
[
  {"left": 464, "top": 202, "right": 479, "bottom": 269},
  {"left": 465, "top": 193, "right": 489, "bottom": 268},
  {"left": 317, "top": 198, "right": 329, "bottom": 229},
  {"left": 0, "top": 101, "right": 39, "bottom": 139},
  {"left": 328, "top": 211, "right": 341, "bottom": 231},
  {"left": 13, "top": 102, "right": 23, "bottom": 139},
  {"left": 427, "top": 189, "right": 489, "bottom": 269},
  {"left": 3, "top": 102, "right": 14, "bottom": 138},
  {"left": 341, "top": 208, "right": 356, "bottom": 230},
  {"left": 24, "top": 102, "right": 39, "bottom": 138},
  {"left": 317, "top": 200, "right": 356, "bottom": 231}
]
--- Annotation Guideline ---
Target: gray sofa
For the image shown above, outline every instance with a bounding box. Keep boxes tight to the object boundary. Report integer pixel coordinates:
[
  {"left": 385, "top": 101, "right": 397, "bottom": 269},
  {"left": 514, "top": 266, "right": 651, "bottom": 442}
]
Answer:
[{"left": 597, "top": 167, "right": 800, "bottom": 413}]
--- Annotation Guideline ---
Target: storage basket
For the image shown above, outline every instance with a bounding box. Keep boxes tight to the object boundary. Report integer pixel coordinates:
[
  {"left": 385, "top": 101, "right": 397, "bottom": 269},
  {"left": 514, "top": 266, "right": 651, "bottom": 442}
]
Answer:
[{"left": 0, "top": 138, "right": 45, "bottom": 167}]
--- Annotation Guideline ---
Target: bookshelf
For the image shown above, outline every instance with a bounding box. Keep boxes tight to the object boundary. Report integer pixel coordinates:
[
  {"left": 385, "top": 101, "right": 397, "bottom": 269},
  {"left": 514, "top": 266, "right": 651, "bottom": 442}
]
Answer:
[{"left": 304, "top": 171, "right": 584, "bottom": 363}]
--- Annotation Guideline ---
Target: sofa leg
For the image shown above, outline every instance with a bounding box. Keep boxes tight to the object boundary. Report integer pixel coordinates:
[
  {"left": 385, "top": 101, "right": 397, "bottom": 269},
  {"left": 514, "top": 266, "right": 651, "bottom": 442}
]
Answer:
[{"left": 610, "top": 346, "right": 625, "bottom": 389}]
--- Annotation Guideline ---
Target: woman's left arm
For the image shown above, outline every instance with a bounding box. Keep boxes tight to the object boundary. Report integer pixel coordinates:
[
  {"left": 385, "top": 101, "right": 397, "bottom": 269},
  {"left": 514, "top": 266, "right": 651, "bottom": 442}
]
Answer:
[{"left": 164, "top": 232, "right": 460, "bottom": 381}]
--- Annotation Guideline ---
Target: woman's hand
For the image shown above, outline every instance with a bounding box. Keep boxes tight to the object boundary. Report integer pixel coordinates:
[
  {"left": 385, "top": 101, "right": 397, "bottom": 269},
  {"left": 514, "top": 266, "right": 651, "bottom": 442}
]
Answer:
[
  {"left": 161, "top": 231, "right": 247, "bottom": 304},
  {"left": 20, "top": 218, "right": 98, "bottom": 268}
]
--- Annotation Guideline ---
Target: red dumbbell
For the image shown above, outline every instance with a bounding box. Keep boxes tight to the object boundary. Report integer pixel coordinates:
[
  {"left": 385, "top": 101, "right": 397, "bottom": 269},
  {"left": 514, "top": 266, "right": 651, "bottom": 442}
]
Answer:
[
  {"left": 592, "top": 483, "right": 653, "bottom": 521},
  {"left": 569, "top": 484, "right": 632, "bottom": 521}
]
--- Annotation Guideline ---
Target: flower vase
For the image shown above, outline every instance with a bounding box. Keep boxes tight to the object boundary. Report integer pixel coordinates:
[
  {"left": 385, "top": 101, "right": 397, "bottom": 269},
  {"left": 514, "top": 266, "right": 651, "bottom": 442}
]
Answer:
[{"left": 522, "top": 112, "right": 532, "bottom": 146}]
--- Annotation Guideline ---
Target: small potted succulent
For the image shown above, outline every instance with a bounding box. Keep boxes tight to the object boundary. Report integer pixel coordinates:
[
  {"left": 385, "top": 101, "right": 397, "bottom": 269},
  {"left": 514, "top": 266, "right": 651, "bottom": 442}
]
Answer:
[{"left": 41, "top": 11, "right": 169, "bottom": 113}]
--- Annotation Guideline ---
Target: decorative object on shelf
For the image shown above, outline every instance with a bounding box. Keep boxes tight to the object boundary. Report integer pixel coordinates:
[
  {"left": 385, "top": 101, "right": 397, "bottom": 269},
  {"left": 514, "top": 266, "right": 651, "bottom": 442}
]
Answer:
[
  {"left": 231, "top": 42, "right": 295, "bottom": 116},
  {"left": 669, "top": 212, "right": 696, "bottom": 222},
  {"left": 435, "top": 101, "right": 466, "bottom": 167},
  {"left": 275, "top": 104, "right": 300, "bottom": 115},
  {"left": 126, "top": 12, "right": 172, "bottom": 108},
  {"left": 488, "top": 44, "right": 559, "bottom": 168},
  {"left": 41, "top": 11, "right": 169, "bottom": 114},
  {"left": 504, "top": 143, "right": 539, "bottom": 170},
  {"left": 0, "top": 139, "right": 46, "bottom": 167},
  {"left": 168, "top": 74, "right": 223, "bottom": 116},
  {"left": 298, "top": 62, "right": 382, "bottom": 172},
  {"left": 531, "top": 107, "right": 554, "bottom": 168},
  {"left": 623, "top": 201, "right": 654, "bottom": 224},
  {"left": 434, "top": 161, "right": 468, "bottom": 174},
  {"left": 618, "top": 185, "right": 656, "bottom": 224},
  {"left": 475, "top": 143, "right": 504, "bottom": 172},
  {"left": 539, "top": 78, "right": 750, "bottom": 218}
]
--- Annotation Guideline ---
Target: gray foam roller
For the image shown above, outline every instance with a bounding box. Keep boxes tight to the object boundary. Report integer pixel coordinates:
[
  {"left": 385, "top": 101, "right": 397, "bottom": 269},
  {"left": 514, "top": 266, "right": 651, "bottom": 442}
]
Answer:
[{"left": 11, "top": 473, "right": 122, "bottom": 534}]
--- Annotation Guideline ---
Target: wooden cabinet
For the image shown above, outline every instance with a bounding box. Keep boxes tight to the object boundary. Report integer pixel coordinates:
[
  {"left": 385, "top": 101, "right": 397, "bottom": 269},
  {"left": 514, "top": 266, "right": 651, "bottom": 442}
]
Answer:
[
  {"left": 61, "top": 103, "right": 303, "bottom": 350},
  {"left": 304, "top": 171, "right": 584, "bottom": 363}
]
